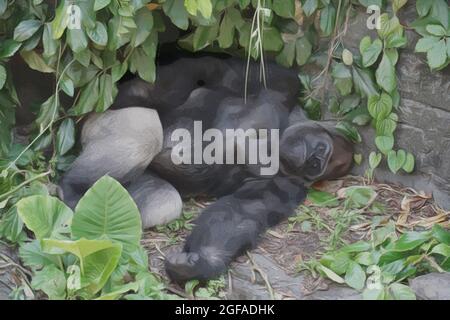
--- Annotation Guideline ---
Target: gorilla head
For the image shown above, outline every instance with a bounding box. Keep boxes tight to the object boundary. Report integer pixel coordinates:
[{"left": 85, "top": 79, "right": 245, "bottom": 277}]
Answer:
[{"left": 279, "top": 122, "right": 353, "bottom": 182}]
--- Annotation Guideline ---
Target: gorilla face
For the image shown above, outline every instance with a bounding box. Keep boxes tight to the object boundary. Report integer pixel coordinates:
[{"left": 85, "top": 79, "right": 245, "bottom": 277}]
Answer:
[{"left": 279, "top": 122, "right": 353, "bottom": 182}]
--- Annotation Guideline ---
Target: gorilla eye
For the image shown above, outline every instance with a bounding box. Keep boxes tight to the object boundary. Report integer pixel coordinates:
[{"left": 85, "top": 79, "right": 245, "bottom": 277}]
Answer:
[{"left": 197, "top": 79, "right": 206, "bottom": 87}]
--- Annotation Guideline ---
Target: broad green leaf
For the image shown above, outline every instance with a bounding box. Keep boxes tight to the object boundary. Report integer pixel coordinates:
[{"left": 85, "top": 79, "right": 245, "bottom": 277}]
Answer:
[
  {"left": 263, "top": 27, "right": 284, "bottom": 52},
  {"left": 0, "top": 39, "right": 21, "bottom": 58},
  {"left": 56, "top": 118, "right": 75, "bottom": 156},
  {"left": 392, "top": 0, "right": 407, "bottom": 13},
  {"left": 390, "top": 232, "right": 431, "bottom": 252},
  {"left": 273, "top": 0, "right": 295, "bottom": 18},
  {"left": 345, "top": 262, "right": 366, "bottom": 291},
  {"left": 402, "top": 153, "right": 415, "bottom": 173},
  {"left": 71, "top": 176, "right": 142, "bottom": 256},
  {"left": 67, "top": 29, "right": 88, "bottom": 53},
  {"left": 387, "top": 149, "right": 406, "bottom": 174},
  {"left": 319, "top": 4, "right": 336, "bottom": 37},
  {"left": 19, "top": 240, "right": 59, "bottom": 269},
  {"left": 17, "top": 195, "right": 73, "bottom": 240},
  {"left": 302, "top": 0, "right": 318, "bottom": 16},
  {"left": 163, "top": 0, "right": 189, "bottom": 30},
  {"left": 94, "top": 0, "right": 110, "bottom": 11},
  {"left": 426, "top": 25, "right": 447, "bottom": 37},
  {"left": 36, "top": 94, "right": 59, "bottom": 130},
  {"left": 432, "top": 225, "right": 450, "bottom": 245},
  {"left": 43, "top": 23, "right": 58, "bottom": 58},
  {"left": 87, "top": 21, "right": 108, "bottom": 46},
  {"left": 352, "top": 66, "right": 379, "bottom": 97},
  {"left": 340, "top": 241, "right": 371, "bottom": 253},
  {"left": 31, "top": 265, "right": 67, "bottom": 300},
  {"left": 368, "top": 93, "right": 392, "bottom": 120},
  {"left": 416, "top": 0, "right": 432, "bottom": 17},
  {"left": 375, "top": 135, "right": 394, "bottom": 154},
  {"left": 295, "top": 37, "right": 312, "bottom": 66},
  {"left": 431, "top": 243, "right": 450, "bottom": 257},
  {"left": 51, "top": 0, "right": 69, "bottom": 39},
  {"left": 427, "top": 39, "right": 447, "bottom": 70},
  {"left": 307, "top": 189, "right": 339, "bottom": 207},
  {"left": 276, "top": 41, "right": 295, "bottom": 67},
  {"left": 369, "top": 152, "right": 382, "bottom": 169},
  {"left": 335, "top": 122, "right": 361, "bottom": 143},
  {"left": 70, "top": 77, "right": 99, "bottom": 115},
  {"left": 95, "top": 282, "right": 139, "bottom": 300},
  {"left": 20, "top": 50, "right": 55, "bottom": 73},
  {"left": 376, "top": 53, "right": 397, "bottom": 93},
  {"left": 360, "top": 37, "right": 382, "bottom": 67},
  {"left": 389, "top": 283, "right": 416, "bottom": 300},
  {"left": 415, "top": 36, "right": 440, "bottom": 53},
  {"left": 318, "top": 265, "right": 345, "bottom": 284},
  {"left": 342, "top": 186, "right": 377, "bottom": 209},
  {"left": 96, "top": 73, "right": 117, "bottom": 112},
  {"left": 42, "top": 238, "right": 122, "bottom": 296},
  {"left": 13, "top": 20, "right": 42, "bottom": 42}
]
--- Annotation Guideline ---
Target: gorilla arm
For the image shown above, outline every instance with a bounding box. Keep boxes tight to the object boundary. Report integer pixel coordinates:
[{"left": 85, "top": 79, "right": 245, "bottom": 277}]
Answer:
[{"left": 165, "top": 176, "right": 306, "bottom": 283}]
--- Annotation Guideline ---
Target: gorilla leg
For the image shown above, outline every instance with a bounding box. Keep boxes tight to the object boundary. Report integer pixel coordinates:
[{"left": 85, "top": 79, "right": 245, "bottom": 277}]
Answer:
[
  {"left": 60, "top": 107, "right": 163, "bottom": 208},
  {"left": 126, "top": 172, "right": 183, "bottom": 229},
  {"left": 165, "top": 177, "right": 306, "bottom": 283}
]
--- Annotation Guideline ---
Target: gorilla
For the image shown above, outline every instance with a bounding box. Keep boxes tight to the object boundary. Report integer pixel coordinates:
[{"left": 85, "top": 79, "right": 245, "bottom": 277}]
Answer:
[{"left": 59, "top": 56, "right": 353, "bottom": 283}]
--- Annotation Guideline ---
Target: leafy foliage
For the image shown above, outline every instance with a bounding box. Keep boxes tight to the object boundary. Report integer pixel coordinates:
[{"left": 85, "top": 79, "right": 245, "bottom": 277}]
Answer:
[{"left": 15, "top": 175, "right": 175, "bottom": 300}]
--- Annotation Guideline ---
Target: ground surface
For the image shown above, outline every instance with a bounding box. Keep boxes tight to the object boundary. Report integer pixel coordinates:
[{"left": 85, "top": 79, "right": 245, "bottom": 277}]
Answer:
[
  {"left": 141, "top": 175, "right": 450, "bottom": 300},
  {"left": 1, "top": 175, "right": 450, "bottom": 300}
]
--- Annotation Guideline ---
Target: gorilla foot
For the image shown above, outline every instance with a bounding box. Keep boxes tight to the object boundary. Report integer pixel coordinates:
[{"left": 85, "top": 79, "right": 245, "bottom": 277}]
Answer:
[{"left": 165, "top": 250, "right": 226, "bottom": 283}]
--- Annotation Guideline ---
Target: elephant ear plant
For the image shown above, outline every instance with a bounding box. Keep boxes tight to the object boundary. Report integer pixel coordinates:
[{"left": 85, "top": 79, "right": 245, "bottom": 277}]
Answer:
[{"left": 16, "top": 175, "right": 174, "bottom": 300}]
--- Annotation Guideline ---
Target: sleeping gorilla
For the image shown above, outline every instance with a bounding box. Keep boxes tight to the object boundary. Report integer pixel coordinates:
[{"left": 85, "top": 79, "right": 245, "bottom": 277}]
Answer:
[{"left": 59, "top": 56, "right": 353, "bottom": 283}]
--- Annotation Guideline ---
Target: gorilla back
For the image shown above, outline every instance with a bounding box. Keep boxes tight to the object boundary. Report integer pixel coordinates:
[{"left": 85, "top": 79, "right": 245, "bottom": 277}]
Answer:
[{"left": 59, "top": 56, "right": 353, "bottom": 284}]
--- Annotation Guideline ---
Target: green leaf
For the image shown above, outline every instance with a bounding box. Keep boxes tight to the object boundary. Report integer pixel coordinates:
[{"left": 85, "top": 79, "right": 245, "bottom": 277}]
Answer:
[
  {"left": 67, "top": 29, "right": 88, "bottom": 53},
  {"left": 13, "top": 20, "right": 42, "bottom": 42},
  {"left": 163, "top": 0, "right": 189, "bottom": 30},
  {"left": 295, "top": 37, "right": 312, "bottom": 66},
  {"left": 368, "top": 93, "right": 392, "bottom": 120},
  {"left": 20, "top": 50, "right": 55, "bottom": 73},
  {"left": 387, "top": 150, "right": 406, "bottom": 174},
  {"left": 352, "top": 66, "right": 379, "bottom": 97},
  {"left": 42, "top": 23, "right": 58, "bottom": 58},
  {"left": 335, "top": 122, "right": 361, "bottom": 143},
  {"left": 375, "top": 135, "right": 394, "bottom": 154},
  {"left": 197, "top": 0, "right": 213, "bottom": 19},
  {"left": 87, "top": 21, "right": 108, "bottom": 46},
  {"left": 432, "top": 225, "right": 450, "bottom": 246},
  {"left": 70, "top": 77, "right": 99, "bottom": 115},
  {"left": 320, "top": 4, "right": 336, "bottom": 37},
  {"left": 19, "top": 240, "right": 59, "bottom": 269},
  {"left": 36, "top": 94, "right": 59, "bottom": 130},
  {"left": 94, "top": 0, "right": 110, "bottom": 11},
  {"left": 415, "top": 36, "right": 440, "bottom": 53},
  {"left": 71, "top": 176, "right": 142, "bottom": 256},
  {"left": 389, "top": 283, "right": 416, "bottom": 300},
  {"left": 302, "top": 0, "right": 318, "bottom": 16},
  {"left": 131, "top": 8, "right": 154, "bottom": 47},
  {"left": 56, "top": 119, "right": 76, "bottom": 156},
  {"left": 345, "top": 262, "right": 366, "bottom": 291},
  {"left": 96, "top": 73, "right": 117, "bottom": 112},
  {"left": 402, "top": 153, "right": 415, "bottom": 173},
  {"left": 431, "top": 243, "right": 450, "bottom": 257},
  {"left": 340, "top": 241, "right": 371, "bottom": 253},
  {"left": 360, "top": 36, "right": 382, "bottom": 67},
  {"left": 307, "top": 189, "right": 339, "bottom": 207},
  {"left": 369, "top": 152, "right": 382, "bottom": 169},
  {"left": 263, "top": 27, "right": 284, "bottom": 52},
  {"left": 31, "top": 265, "right": 67, "bottom": 300},
  {"left": 276, "top": 41, "right": 295, "bottom": 67},
  {"left": 318, "top": 265, "right": 345, "bottom": 284},
  {"left": 273, "top": 0, "right": 295, "bottom": 18},
  {"left": 376, "top": 53, "right": 397, "bottom": 93},
  {"left": 416, "top": 0, "right": 432, "bottom": 17},
  {"left": 431, "top": 0, "right": 449, "bottom": 30},
  {"left": 0, "top": 39, "right": 21, "bottom": 59},
  {"left": 342, "top": 186, "right": 377, "bottom": 209},
  {"left": 391, "top": 232, "right": 431, "bottom": 252},
  {"left": 42, "top": 238, "right": 122, "bottom": 296},
  {"left": 51, "top": 0, "right": 69, "bottom": 39},
  {"left": 16, "top": 195, "right": 73, "bottom": 240},
  {"left": 427, "top": 39, "right": 448, "bottom": 70},
  {"left": 426, "top": 24, "right": 447, "bottom": 37}
]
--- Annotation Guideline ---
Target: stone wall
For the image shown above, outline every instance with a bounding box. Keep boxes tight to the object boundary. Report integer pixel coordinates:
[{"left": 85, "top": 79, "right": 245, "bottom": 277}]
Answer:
[{"left": 336, "top": 2, "right": 450, "bottom": 209}]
